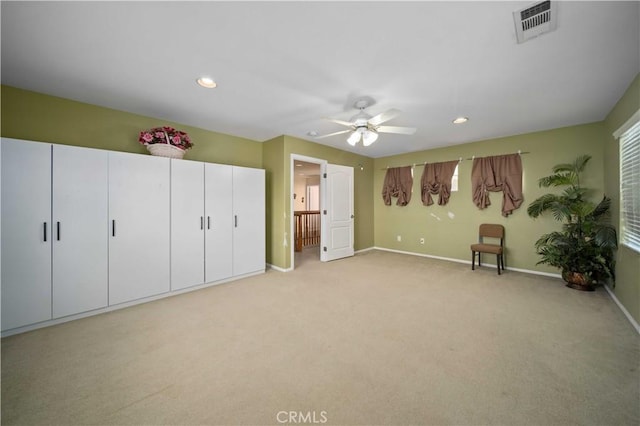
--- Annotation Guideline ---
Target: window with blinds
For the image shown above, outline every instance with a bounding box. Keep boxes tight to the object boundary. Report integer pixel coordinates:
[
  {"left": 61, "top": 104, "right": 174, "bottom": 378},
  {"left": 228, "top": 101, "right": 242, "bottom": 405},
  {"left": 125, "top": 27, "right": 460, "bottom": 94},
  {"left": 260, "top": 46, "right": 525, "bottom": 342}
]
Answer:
[{"left": 619, "top": 117, "right": 640, "bottom": 253}]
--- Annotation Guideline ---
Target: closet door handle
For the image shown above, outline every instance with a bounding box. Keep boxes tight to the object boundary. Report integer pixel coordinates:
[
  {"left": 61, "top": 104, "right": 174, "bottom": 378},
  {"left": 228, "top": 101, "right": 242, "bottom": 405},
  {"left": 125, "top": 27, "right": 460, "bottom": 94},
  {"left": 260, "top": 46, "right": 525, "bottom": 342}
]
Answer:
[
  {"left": 112, "top": 220, "right": 116, "bottom": 237},
  {"left": 200, "top": 216, "right": 204, "bottom": 230},
  {"left": 234, "top": 215, "right": 238, "bottom": 228},
  {"left": 207, "top": 216, "right": 211, "bottom": 230},
  {"left": 57, "top": 222, "right": 61, "bottom": 241},
  {"left": 43, "top": 222, "right": 47, "bottom": 242}
]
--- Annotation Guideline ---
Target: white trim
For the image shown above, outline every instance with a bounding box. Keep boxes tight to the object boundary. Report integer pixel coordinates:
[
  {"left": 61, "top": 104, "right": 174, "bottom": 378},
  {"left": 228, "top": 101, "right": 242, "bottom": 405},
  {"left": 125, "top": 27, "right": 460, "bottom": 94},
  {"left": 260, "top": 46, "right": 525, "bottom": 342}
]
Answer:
[
  {"left": 604, "top": 284, "right": 640, "bottom": 335},
  {"left": 372, "top": 246, "right": 562, "bottom": 278},
  {"left": 613, "top": 108, "right": 640, "bottom": 139},
  {"left": 267, "top": 263, "right": 292, "bottom": 273},
  {"left": 1, "top": 270, "right": 265, "bottom": 337},
  {"left": 355, "top": 246, "right": 375, "bottom": 255},
  {"left": 289, "top": 154, "right": 327, "bottom": 271}
]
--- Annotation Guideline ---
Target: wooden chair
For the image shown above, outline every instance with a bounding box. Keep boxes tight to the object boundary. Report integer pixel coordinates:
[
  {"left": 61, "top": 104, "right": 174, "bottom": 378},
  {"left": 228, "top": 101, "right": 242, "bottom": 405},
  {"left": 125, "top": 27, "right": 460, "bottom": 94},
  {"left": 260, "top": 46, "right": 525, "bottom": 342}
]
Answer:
[{"left": 471, "top": 224, "right": 505, "bottom": 275}]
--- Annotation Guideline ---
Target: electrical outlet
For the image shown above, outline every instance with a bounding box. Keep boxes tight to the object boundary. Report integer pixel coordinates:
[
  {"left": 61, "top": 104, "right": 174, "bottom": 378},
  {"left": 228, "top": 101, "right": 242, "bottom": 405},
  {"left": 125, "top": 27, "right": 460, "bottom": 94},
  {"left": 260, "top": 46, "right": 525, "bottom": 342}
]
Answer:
[
  {"left": 420, "top": 238, "right": 425, "bottom": 244},
  {"left": 397, "top": 235, "right": 402, "bottom": 242}
]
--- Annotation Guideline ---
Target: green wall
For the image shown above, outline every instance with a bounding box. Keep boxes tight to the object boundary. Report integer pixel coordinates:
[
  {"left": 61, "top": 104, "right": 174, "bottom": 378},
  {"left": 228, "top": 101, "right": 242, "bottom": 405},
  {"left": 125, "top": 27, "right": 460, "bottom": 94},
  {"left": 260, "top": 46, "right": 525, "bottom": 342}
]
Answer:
[
  {"left": 604, "top": 73, "right": 640, "bottom": 324},
  {"left": 262, "top": 135, "right": 286, "bottom": 269},
  {"left": 263, "top": 135, "right": 375, "bottom": 270},
  {"left": 1, "top": 85, "right": 263, "bottom": 168},
  {"left": 3, "top": 81, "right": 637, "bottom": 325},
  {"left": 373, "top": 122, "right": 606, "bottom": 274}
]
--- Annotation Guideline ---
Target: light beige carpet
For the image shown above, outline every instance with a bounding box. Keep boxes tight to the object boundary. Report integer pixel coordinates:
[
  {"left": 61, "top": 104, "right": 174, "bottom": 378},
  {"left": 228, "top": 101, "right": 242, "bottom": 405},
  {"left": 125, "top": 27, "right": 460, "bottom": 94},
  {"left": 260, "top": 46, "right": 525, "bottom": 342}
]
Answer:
[{"left": 2, "top": 250, "right": 639, "bottom": 425}]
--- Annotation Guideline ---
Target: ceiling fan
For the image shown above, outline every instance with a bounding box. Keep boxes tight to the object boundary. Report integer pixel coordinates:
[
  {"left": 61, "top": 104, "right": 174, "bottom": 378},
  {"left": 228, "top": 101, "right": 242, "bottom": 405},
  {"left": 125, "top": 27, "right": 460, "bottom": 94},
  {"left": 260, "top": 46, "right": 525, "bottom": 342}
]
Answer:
[{"left": 315, "top": 99, "right": 417, "bottom": 146}]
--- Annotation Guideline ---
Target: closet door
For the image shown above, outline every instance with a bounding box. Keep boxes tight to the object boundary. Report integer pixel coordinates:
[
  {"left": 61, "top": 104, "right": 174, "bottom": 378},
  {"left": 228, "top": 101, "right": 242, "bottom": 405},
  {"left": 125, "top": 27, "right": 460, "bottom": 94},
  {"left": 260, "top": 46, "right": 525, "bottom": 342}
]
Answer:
[
  {"left": 108, "top": 151, "right": 170, "bottom": 305},
  {"left": 204, "top": 163, "right": 233, "bottom": 282},
  {"left": 232, "top": 166, "right": 265, "bottom": 276},
  {"left": 171, "top": 159, "right": 205, "bottom": 290},
  {"left": 1, "top": 138, "right": 52, "bottom": 330},
  {"left": 52, "top": 145, "right": 108, "bottom": 318}
]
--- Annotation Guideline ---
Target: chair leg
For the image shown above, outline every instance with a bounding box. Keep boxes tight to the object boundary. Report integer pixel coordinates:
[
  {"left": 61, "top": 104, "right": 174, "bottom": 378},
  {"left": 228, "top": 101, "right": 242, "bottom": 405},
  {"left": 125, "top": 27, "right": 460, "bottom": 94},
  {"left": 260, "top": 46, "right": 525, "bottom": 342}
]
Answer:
[
  {"left": 478, "top": 253, "right": 481, "bottom": 267},
  {"left": 471, "top": 251, "right": 475, "bottom": 270},
  {"left": 497, "top": 254, "right": 501, "bottom": 275}
]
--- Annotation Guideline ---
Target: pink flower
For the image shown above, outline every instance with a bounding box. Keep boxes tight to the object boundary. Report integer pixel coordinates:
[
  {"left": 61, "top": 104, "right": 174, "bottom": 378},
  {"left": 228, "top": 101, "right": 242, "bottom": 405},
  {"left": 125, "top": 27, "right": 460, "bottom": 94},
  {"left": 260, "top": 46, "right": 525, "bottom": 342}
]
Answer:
[{"left": 140, "top": 126, "right": 193, "bottom": 150}]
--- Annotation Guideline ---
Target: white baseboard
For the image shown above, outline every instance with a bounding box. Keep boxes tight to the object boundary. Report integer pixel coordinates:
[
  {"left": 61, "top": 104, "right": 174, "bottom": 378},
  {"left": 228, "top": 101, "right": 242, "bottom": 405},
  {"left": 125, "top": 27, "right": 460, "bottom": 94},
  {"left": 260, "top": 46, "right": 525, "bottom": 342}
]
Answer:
[
  {"left": 604, "top": 285, "right": 640, "bottom": 335},
  {"left": 373, "top": 246, "right": 561, "bottom": 278},
  {"left": 355, "top": 247, "right": 376, "bottom": 255},
  {"left": 267, "top": 263, "right": 292, "bottom": 272}
]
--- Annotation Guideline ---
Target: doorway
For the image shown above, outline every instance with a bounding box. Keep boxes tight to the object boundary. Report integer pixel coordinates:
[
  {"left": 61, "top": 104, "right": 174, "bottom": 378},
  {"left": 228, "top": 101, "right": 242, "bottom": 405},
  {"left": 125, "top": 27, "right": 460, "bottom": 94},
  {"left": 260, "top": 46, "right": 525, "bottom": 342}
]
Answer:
[
  {"left": 290, "top": 154, "right": 355, "bottom": 270},
  {"left": 292, "top": 156, "right": 323, "bottom": 269}
]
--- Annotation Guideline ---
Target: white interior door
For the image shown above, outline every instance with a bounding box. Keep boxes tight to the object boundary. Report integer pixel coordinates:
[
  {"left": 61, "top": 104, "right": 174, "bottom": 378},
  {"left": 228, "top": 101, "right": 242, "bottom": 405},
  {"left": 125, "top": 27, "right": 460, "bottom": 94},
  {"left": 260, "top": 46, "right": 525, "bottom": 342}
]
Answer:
[
  {"left": 52, "top": 145, "right": 108, "bottom": 318},
  {"left": 171, "top": 159, "right": 205, "bottom": 290},
  {"left": 321, "top": 164, "right": 354, "bottom": 262},
  {"left": 307, "top": 185, "right": 320, "bottom": 210},
  {"left": 1, "top": 138, "right": 52, "bottom": 330}
]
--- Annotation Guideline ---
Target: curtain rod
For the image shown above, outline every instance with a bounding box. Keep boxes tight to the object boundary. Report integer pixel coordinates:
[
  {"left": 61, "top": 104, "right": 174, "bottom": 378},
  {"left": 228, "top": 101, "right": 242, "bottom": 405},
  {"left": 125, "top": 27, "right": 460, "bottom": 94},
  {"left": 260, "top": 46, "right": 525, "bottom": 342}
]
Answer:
[
  {"left": 380, "top": 157, "right": 462, "bottom": 171},
  {"left": 381, "top": 151, "right": 531, "bottom": 170},
  {"left": 464, "top": 150, "right": 530, "bottom": 161}
]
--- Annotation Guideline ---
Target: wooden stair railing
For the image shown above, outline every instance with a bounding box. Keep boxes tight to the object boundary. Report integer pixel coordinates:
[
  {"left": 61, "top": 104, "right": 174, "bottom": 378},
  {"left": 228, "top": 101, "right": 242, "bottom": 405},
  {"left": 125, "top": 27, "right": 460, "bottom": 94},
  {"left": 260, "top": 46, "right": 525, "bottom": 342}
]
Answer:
[{"left": 294, "top": 210, "right": 321, "bottom": 252}]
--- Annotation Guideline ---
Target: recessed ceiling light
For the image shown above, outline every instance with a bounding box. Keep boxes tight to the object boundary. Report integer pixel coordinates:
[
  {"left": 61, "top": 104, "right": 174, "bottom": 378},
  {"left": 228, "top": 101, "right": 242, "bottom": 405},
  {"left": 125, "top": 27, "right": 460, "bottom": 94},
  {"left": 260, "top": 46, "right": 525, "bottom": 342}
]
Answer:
[
  {"left": 452, "top": 117, "right": 469, "bottom": 124},
  {"left": 307, "top": 131, "right": 318, "bottom": 137},
  {"left": 196, "top": 77, "right": 217, "bottom": 88}
]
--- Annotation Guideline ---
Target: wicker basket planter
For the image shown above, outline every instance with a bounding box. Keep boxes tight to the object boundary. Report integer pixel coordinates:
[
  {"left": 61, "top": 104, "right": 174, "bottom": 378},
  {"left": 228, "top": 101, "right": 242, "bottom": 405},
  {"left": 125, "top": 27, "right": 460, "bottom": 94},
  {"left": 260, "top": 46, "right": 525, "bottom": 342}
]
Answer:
[{"left": 145, "top": 143, "right": 185, "bottom": 159}]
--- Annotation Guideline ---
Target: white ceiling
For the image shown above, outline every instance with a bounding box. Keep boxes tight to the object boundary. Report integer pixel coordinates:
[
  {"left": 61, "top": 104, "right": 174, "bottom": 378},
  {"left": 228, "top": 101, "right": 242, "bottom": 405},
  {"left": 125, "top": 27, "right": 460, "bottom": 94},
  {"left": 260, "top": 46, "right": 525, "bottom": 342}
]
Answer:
[{"left": 2, "top": 1, "right": 638, "bottom": 158}]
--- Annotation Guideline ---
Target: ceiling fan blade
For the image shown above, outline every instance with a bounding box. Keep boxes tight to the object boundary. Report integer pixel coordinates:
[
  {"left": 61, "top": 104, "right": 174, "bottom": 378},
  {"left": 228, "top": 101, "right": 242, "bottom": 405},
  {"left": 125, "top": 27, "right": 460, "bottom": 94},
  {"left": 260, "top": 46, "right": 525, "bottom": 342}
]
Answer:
[
  {"left": 314, "top": 129, "right": 352, "bottom": 139},
  {"left": 376, "top": 125, "right": 417, "bottom": 135},
  {"left": 368, "top": 108, "right": 401, "bottom": 126},
  {"left": 323, "top": 117, "right": 355, "bottom": 128}
]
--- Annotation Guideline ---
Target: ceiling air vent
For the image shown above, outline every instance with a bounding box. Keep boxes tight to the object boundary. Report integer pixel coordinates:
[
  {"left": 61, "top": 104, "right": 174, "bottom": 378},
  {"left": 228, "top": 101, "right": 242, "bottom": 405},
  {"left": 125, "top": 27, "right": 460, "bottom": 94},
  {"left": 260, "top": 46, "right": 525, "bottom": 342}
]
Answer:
[{"left": 513, "top": 0, "right": 557, "bottom": 44}]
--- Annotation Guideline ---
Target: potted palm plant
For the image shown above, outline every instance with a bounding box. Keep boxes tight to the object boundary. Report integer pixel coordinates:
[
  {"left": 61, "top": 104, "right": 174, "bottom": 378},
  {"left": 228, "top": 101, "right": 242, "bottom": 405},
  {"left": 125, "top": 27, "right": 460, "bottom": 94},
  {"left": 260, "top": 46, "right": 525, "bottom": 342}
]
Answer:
[{"left": 527, "top": 155, "right": 617, "bottom": 291}]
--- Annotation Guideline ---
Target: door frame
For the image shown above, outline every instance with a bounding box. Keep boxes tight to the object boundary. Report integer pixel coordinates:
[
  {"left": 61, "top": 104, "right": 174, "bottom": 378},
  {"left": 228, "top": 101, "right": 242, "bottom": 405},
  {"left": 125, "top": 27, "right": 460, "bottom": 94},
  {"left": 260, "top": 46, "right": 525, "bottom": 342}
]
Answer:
[{"left": 290, "top": 154, "right": 326, "bottom": 270}]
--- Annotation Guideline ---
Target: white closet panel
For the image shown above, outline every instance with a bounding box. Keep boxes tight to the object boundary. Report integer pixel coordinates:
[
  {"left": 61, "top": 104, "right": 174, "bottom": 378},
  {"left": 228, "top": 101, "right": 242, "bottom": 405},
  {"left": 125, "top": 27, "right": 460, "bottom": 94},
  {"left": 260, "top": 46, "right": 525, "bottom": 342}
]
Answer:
[
  {"left": 1, "top": 138, "right": 52, "bottom": 330},
  {"left": 232, "top": 166, "right": 265, "bottom": 276},
  {"left": 108, "top": 151, "right": 170, "bottom": 305},
  {"left": 52, "top": 145, "right": 109, "bottom": 318},
  {"left": 204, "top": 163, "right": 233, "bottom": 282},
  {"left": 171, "top": 159, "right": 205, "bottom": 290}
]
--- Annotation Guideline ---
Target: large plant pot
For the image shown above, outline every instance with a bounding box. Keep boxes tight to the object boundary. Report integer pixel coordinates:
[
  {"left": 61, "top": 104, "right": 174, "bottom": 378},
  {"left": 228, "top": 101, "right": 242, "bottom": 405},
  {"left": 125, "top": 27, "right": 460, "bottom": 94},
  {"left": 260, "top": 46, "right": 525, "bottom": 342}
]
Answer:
[{"left": 562, "top": 271, "right": 595, "bottom": 292}]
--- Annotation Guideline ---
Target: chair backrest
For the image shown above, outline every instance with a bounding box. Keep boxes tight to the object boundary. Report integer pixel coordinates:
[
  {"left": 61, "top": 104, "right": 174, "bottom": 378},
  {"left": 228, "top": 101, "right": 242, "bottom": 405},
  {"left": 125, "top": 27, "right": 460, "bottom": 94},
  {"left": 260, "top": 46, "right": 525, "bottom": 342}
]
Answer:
[{"left": 479, "top": 224, "right": 504, "bottom": 244}]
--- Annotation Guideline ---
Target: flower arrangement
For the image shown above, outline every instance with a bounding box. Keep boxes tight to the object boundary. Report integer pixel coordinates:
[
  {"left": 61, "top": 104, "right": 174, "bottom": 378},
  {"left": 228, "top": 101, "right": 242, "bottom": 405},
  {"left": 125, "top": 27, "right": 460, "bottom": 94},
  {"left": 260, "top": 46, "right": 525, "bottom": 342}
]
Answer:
[{"left": 138, "top": 126, "right": 193, "bottom": 150}]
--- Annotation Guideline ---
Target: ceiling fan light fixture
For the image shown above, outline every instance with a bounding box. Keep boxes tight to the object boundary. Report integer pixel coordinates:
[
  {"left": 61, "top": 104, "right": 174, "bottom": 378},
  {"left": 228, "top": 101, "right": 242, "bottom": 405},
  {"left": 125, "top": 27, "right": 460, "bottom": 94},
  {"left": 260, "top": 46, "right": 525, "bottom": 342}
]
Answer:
[
  {"left": 347, "top": 131, "right": 361, "bottom": 146},
  {"left": 362, "top": 130, "right": 378, "bottom": 146}
]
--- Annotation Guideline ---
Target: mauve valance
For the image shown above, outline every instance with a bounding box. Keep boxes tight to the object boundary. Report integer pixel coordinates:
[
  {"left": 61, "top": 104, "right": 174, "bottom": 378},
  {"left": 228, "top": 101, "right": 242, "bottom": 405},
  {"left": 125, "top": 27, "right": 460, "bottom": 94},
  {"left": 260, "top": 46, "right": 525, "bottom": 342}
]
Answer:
[
  {"left": 382, "top": 166, "right": 413, "bottom": 206},
  {"left": 471, "top": 153, "right": 523, "bottom": 217},
  {"left": 420, "top": 160, "right": 459, "bottom": 206}
]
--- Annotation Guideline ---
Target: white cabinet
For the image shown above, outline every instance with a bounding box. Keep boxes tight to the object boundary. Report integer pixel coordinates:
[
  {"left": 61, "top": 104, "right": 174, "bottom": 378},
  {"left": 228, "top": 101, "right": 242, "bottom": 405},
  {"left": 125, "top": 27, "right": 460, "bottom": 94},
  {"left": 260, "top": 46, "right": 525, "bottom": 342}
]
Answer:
[
  {"left": 205, "top": 163, "right": 233, "bottom": 282},
  {"left": 171, "top": 160, "right": 205, "bottom": 290},
  {"left": 232, "top": 166, "right": 265, "bottom": 276},
  {"left": 172, "top": 162, "right": 263, "bottom": 287},
  {"left": 52, "top": 145, "right": 109, "bottom": 318},
  {"left": 108, "top": 151, "right": 170, "bottom": 305},
  {"left": 1, "top": 138, "right": 264, "bottom": 334},
  {"left": 1, "top": 138, "right": 53, "bottom": 330}
]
